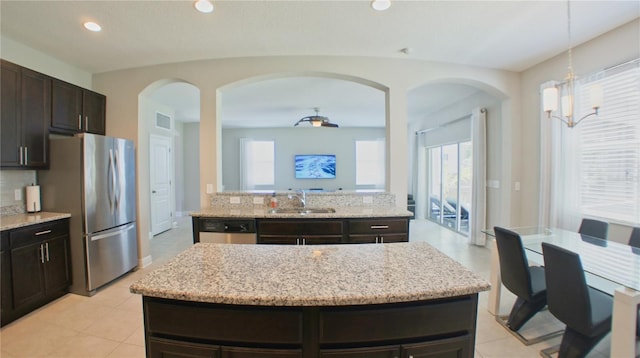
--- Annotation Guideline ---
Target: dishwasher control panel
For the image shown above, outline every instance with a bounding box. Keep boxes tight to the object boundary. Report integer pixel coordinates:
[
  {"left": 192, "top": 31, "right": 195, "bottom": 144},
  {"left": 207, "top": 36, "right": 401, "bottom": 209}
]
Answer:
[{"left": 201, "top": 219, "right": 256, "bottom": 233}]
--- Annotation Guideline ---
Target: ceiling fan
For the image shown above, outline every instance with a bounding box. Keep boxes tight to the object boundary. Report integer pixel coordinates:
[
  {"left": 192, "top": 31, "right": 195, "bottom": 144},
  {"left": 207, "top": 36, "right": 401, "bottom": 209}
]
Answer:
[{"left": 294, "top": 108, "right": 339, "bottom": 128}]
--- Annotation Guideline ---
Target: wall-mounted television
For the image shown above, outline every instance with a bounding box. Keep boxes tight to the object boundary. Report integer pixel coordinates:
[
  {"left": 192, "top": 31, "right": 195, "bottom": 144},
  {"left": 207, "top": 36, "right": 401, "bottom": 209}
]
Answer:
[{"left": 295, "top": 154, "right": 336, "bottom": 179}]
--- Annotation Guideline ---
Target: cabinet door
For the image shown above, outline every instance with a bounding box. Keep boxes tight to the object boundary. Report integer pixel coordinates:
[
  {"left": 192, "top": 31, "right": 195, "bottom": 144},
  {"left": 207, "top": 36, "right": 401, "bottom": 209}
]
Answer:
[
  {"left": 347, "top": 234, "right": 378, "bottom": 244},
  {"left": 83, "top": 90, "right": 106, "bottom": 135},
  {"left": 10, "top": 242, "right": 45, "bottom": 309},
  {"left": 1, "top": 245, "right": 13, "bottom": 322},
  {"left": 148, "top": 337, "right": 220, "bottom": 358},
  {"left": 0, "top": 60, "right": 22, "bottom": 167},
  {"left": 221, "top": 346, "right": 302, "bottom": 358},
  {"left": 43, "top": 235, "right": 71, "bottom": 294},
  {"left": 301, "top": 236, "right": 343, "bottom": 245},
  {"left": 401, "top": 336, "right": 471, "bottom": 358},
  {"left": 51, "top": 79, "right": 83, "bottom": 133},
  {"left": 320, "top": 345, "right": 400, "bottom": 358},
  {"left": 20, "top": 67, "right": 50, "bottom": 168},
  {"left": 258, "top": 236, "right": 300, "bottom": 245}
]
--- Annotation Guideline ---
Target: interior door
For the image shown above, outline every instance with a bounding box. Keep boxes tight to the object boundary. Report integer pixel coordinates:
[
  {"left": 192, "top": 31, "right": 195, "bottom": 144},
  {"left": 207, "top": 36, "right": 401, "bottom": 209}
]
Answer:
[{"left": 150, "top": 134, "right": 173, "bottom": 236}]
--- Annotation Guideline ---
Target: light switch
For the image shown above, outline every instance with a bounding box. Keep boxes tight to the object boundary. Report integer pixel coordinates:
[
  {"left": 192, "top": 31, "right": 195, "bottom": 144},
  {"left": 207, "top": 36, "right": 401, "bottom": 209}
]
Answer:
[
  {"left": 514, "top": 181, "right": 521, "bottom": 191},
  {"left": 206, "top": 184, "right": 214, "bottom": 194}
]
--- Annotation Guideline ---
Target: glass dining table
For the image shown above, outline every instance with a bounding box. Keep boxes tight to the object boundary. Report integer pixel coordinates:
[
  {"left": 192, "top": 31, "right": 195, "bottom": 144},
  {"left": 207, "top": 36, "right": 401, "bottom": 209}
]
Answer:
[{"left": 483, "top": 227, "right": 640, "bottom": 357}]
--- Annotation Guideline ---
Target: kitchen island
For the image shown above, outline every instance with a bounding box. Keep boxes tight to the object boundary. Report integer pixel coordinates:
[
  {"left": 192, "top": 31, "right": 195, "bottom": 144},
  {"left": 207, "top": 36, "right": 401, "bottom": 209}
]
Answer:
[{"left": 130, "top": 242, "right": 490, "bottom": 357}]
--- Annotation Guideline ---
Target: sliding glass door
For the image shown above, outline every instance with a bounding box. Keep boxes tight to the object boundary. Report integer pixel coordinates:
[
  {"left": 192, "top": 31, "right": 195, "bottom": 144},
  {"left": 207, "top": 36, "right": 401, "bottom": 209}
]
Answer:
[{"left": 427, "top": 141, "right": 471, "bottom": 236}]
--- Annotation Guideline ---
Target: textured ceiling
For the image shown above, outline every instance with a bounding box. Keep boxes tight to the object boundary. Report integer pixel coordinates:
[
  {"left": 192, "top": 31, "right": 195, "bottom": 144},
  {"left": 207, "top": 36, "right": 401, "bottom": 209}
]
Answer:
[{"left": 2, "top": 0, "right": 638, "bottom": 128}]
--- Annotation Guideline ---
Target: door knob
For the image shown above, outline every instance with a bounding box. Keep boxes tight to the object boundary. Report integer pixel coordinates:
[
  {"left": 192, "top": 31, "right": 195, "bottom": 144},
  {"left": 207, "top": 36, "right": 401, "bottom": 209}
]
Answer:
[{"left": 152, "top": 190, "right": 157, "bottom": 193}]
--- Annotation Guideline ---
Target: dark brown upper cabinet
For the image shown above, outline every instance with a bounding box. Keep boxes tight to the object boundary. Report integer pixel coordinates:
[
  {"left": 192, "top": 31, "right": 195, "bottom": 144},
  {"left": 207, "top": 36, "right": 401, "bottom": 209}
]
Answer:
[
  {"left": 51, "top": 79, "right": 106, "bottom": 135},
  {"left": 1, "top": 60, "right": 50, "bottom": 169}
]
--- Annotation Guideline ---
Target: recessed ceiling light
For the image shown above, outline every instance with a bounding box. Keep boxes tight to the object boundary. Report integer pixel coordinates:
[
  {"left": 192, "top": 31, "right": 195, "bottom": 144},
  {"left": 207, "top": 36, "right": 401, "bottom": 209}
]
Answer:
[
  {"left": 194, "top": 0, "right": 214, "bottom": 13},
  {"left": 371, "top": 0, "right": 391, "bottom": 11},
  {"left": 83, "top": 21, "right": 101, "bottom": 32}
]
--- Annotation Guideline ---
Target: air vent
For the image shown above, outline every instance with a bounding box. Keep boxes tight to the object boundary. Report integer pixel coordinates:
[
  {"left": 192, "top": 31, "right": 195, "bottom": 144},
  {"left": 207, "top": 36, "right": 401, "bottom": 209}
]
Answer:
[{"left": 156, "top": 112, "right": 171, "bottom": 130}]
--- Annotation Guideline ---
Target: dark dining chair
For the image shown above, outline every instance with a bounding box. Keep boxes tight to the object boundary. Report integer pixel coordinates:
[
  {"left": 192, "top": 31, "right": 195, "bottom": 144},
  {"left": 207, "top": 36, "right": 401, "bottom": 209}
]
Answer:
[
  {"left": 629, "top": 227, "right": 640, "bottom": 248},
  {"left": 493, "top": 227, "right": 562, "bottom": 345},
  {"left": 578, "top": 218, "right": 608, "bottom": 240},
  {"left": 540, "top": 243, "right": 613, "bottom": 358}
]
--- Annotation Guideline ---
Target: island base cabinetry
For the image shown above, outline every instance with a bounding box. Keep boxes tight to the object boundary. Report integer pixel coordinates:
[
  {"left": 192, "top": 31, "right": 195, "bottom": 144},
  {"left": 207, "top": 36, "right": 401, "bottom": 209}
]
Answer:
[{"left": 142, "top": 294, "right": 478, "bottom": 358}]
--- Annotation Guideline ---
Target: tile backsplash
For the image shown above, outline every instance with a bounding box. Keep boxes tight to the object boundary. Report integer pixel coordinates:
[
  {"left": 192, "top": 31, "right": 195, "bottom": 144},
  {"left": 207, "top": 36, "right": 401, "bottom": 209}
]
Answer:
[{"left": 0, "top": 170, "right": 36, "bottom": 216}]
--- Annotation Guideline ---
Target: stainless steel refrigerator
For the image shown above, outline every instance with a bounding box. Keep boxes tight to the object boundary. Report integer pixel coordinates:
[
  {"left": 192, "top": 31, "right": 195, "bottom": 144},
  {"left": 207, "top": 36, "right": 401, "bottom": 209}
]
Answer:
[{"left": 39, "top": 134, "right": 137, "bottom": 296}]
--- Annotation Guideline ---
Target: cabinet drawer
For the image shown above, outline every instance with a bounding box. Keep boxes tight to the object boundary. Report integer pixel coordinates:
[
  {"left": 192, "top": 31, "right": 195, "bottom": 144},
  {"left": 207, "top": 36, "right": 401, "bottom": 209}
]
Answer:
[
  {"left": 221, "top": 346, "right": 302, "bottom": 358},
  {"left": 348, "top": 219, "right": 408, "bottom": 235},
  {"left": 8, "top": 220, "right": 69, "bottom": 248},
  {"left": 145, "top": 297, "right": 303, "bottom": 344},
  {"left": 148, "top": 337, "right": 220, "bottom": 358},
  {"left": 348, "top": 234, "right": 407, "bottom": 244},
  {"left": 258, "top": 220, "right": 343, "bottom": 235},
  {"left": 318, "top": 297, "right": 475, "bottom": 344}
]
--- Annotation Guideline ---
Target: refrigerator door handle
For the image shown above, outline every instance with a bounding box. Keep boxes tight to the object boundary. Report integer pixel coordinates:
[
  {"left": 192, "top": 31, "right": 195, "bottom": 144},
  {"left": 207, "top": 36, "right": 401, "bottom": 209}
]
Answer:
[
  {"left": 108, "top": 149, "right": 117, "bottom": 214},
  {"left": 114, "top": 149, "right": 120, "bottom": 211},
  {"left": 90, "top": 223, "right": 136, "bottom": 242}
]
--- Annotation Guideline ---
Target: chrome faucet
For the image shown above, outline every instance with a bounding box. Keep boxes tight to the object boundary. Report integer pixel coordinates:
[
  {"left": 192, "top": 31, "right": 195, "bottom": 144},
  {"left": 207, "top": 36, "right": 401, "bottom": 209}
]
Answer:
[{"left": 288, "top": 190, "right": 306, "bottom": 208}]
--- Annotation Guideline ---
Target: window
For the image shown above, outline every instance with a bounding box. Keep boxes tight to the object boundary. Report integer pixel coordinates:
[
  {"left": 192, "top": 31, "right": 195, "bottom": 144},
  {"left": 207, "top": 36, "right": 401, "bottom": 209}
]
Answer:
[
  {"left": 555, "top": 60, "right": 640, "bottom": 225},
  {"left": 355, "top": 139, "right": 385, "bottom": 187},
  {"left": 427, "top": 141, "right": 471, "bottom": 235},
  {"left": 240, "top": 139, "right": 275, "bottom": 190}
]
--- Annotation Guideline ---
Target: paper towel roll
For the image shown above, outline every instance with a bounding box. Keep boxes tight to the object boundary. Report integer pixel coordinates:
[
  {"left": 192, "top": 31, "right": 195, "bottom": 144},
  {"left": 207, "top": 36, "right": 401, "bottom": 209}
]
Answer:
[{"left": 26, "top": 185, "right": 41, "bottom": 213}]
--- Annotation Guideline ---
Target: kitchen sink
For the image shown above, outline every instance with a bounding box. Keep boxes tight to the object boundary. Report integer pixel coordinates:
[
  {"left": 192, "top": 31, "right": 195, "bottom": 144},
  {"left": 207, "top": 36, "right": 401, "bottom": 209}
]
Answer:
[{"left": 268, "top": 208, "right": 336, "bottom": 214}]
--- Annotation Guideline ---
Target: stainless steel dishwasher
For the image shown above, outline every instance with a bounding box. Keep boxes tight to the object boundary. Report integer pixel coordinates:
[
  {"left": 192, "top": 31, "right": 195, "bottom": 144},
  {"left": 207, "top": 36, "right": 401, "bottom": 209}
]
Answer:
[{"left": 199, "top": 218, "right": 257, "bottom": 244}]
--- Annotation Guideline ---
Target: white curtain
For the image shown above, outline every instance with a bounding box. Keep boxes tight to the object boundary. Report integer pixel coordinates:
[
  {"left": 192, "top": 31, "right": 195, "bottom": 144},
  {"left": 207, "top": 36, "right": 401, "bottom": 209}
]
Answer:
[{"left": 469, "top": 107, "right": 487, "bottom": 245}]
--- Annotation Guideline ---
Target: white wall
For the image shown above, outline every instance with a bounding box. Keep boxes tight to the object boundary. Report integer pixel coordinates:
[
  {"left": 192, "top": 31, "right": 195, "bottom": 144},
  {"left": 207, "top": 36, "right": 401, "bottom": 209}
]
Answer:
[
  {"left": 519, "top": 19, "right": 639, "bottom": 242},
  {"left": 182, "top": 123, "right": 200, "bottom": 212},
  {"left": 222, "top": 127, "right": 385, "bottom": 191}
]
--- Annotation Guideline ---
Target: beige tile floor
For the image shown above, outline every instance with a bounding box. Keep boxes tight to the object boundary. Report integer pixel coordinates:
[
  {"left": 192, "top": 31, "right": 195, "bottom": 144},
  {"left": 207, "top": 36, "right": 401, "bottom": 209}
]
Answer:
[{"left": 0, "top": 217, "right": 633, "bottom": 357}]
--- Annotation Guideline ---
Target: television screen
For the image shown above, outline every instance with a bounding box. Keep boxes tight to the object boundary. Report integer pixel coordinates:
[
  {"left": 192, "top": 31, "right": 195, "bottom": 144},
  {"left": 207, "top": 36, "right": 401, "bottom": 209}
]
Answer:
[{"left": 295, "top": 155, "right": 336, "bottom": 179}]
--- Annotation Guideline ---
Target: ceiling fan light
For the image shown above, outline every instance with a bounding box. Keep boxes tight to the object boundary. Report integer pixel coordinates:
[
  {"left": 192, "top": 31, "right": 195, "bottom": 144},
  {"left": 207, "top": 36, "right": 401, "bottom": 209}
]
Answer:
[
  {"left": 194, "top": 0, "right": 214, "bottom": 13},
  {"left": 371, "top": 0, "right": 391, "bottom": 11},
  {"left": 311, "top": 118, "right": 322, "bottom": 127}
]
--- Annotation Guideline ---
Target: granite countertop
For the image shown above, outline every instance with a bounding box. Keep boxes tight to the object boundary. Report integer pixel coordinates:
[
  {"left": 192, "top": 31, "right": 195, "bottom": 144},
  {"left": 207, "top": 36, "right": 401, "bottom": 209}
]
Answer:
[
  {"left": 130, "top": 242, "right": 490, "bottom": 306},
  {"left": 0, "top": 212, "right": 71, "bottom": 231},
  {"left": 191, "top": 206, "right": 412, "bottom": 218}
]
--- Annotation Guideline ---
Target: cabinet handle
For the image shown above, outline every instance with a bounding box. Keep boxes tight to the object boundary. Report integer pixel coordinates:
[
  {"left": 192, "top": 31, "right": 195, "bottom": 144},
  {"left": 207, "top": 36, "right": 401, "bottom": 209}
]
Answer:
[
  {"left": 78, "top": 114, "right": 82, "bottom": 129},
  {"left": 35, "top": 230, "right": 52, "bottom": 236},
  {"left": 19, "top": 146, "right": 24, "bottom": 165},
  {"left": 25, "top": 147, "right": 28, "bottom": 164},
  {"left": 380, "top": 236, "right": 384, "bottom": 244},
  {"left": 85, "top": 116, "right": 89, "bottom": 130},
  {"left": 45, "top": 242, "right": 50, "bottom": 262},
  {"left": 303, "top": 238, "right": 306, "bottom": 245},
  {"left": 370, "top": 225, "right": 389, "bottom": 229},
  {"left": 39, "top": 244, "right": 45, "bottom": 263}
]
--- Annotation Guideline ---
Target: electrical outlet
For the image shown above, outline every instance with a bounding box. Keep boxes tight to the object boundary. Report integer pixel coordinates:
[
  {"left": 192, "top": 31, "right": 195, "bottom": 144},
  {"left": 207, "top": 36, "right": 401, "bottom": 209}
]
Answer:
[
  {"left": 253, "top": 197, "right": 264, "bottom": 204},
  {"left": 363, "top": 196, "right": 373, "bottom": 204},
  {"left": 14, "top": 189, "right": 22, "bottom": 201},
  {"left": 230, "top": 196, "right": 241, "bottom": 204}
]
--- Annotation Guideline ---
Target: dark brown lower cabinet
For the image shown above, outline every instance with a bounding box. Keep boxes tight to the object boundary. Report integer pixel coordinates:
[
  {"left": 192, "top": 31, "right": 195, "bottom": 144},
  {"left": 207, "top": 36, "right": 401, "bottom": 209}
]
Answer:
[
  {"left": 142, "top": 294, "right": 478, "bottom": 358},
  {"left": 1, "top": 219, "right": 71, "bottom": 326}
]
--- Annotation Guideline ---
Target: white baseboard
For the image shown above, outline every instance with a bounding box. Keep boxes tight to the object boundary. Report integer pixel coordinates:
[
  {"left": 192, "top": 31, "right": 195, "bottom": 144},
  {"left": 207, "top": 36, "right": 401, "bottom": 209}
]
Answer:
[{"left": 139, "top": 255, "right": 153, "bottom": 269}]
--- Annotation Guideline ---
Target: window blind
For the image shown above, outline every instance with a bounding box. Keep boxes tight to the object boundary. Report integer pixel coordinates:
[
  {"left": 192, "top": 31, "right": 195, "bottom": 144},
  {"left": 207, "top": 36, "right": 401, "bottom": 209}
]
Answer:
[{"left": 576, "top": 61, "right": 640, "bottom": 224}]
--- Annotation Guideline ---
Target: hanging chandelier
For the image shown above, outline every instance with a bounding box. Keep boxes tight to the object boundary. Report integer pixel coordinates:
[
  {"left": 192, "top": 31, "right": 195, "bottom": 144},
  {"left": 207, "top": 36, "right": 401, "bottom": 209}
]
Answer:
[{"left": 542, "top": 0, "right": 602, "bottom": 128}]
